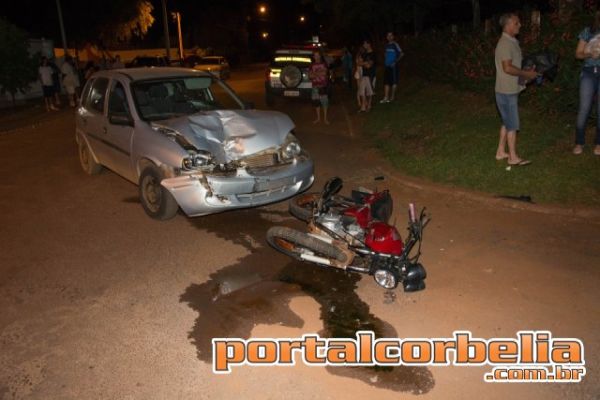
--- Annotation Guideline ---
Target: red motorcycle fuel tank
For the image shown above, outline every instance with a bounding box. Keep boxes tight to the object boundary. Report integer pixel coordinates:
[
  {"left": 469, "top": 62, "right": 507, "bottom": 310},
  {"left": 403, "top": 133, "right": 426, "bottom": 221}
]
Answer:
[{"left": 365, "top": 222, "right": 404, "bottom": 255}]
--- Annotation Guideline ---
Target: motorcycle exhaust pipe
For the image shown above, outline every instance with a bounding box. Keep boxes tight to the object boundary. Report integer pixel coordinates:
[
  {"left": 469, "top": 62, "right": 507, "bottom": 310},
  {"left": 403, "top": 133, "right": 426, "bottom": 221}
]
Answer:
[{"left": 300, "top": 253, "right": 332, "bottom": 266}]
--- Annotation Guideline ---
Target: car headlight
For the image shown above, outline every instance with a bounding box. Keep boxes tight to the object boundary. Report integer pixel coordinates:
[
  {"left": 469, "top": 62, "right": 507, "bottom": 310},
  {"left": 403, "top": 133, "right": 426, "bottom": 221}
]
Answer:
[
  {"left": 182, "top": 151, "right": 213, "bottom": 170},
  {"left": 281, "top": 133, "right": 302, "bottom": 159}
]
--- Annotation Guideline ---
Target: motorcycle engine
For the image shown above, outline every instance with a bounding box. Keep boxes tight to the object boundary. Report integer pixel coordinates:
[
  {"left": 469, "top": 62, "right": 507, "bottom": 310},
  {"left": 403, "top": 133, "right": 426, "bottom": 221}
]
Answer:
[{"left": 317, "top": 212, "right": 365, "bottom": 243}]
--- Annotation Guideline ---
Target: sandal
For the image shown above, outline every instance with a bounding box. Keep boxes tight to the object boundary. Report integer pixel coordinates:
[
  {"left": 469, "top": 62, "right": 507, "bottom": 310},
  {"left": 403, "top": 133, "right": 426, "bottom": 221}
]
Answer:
[{"left": 508, "top": 159, "right": 531, "bottom": 166}]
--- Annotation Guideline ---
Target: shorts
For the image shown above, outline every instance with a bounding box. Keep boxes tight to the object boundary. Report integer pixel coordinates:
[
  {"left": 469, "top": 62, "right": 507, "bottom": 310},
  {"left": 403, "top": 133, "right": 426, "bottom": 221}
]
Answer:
[
  {"left": 358, "top": 76, "right": 373, "bottom": 96},
  {"left": 384, "top": 65, "right": 399, "bottom": 85},
  {"left": 495, "top": 92, "right": 520, "bottom": 132},
  {"left": 42, "top": 85, "right": 54, "bottom": 98},
  {"left": 311, "top": 87, "right": 329, "bottom": 108}
]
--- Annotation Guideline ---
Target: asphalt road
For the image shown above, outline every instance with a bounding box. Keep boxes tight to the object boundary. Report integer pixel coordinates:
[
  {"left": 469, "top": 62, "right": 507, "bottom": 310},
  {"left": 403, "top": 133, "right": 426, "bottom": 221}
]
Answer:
[{"left": 0, "top": 66, "right": 598, "bottom": 400}]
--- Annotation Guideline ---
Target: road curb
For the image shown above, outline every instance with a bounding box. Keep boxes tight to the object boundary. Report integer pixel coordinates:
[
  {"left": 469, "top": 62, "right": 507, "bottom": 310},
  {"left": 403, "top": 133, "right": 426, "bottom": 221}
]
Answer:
[{"left": 376, "top": 166, "right": 600, "bottom": 223}]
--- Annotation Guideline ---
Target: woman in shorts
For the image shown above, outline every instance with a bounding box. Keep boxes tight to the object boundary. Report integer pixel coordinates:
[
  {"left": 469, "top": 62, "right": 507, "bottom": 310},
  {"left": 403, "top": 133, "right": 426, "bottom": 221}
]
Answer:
[{"left": 308, "top": 51, "right": 330, "bottom": 124}]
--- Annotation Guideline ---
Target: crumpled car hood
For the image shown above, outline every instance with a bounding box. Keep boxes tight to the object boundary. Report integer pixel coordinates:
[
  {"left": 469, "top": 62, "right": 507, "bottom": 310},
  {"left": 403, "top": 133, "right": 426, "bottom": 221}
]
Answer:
[{"left": 157, "top": 110, "right": 294, "bottom": 163}]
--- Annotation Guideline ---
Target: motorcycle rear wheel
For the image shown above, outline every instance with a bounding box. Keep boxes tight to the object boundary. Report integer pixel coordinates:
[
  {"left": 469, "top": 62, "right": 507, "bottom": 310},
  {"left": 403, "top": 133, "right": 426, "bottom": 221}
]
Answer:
[{"left": 266, "top": 226, "right": 348, "bottom": 265}]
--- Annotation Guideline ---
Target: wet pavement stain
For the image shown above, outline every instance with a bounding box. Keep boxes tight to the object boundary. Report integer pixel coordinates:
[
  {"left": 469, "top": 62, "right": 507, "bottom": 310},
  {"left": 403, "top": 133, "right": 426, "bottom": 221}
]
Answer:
[{"left": 180, "top": 208, "right": 434, "bottom": 394}]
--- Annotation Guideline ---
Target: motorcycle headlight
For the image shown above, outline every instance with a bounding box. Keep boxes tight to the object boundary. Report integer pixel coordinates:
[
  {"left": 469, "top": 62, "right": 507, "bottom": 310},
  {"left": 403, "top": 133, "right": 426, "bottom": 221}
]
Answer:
[
  {"left": 182, "top": 151, "right": 213, "bottom": 170},
  {"left": 281, "top": 133, "right": 302, "bottom": 159}
]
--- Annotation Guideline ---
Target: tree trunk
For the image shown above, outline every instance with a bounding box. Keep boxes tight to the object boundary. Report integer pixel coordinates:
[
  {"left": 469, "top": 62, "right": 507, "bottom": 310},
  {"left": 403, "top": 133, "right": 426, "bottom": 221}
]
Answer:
[{"left": 471, "top": 0, "right": 481, "bottom": 30}]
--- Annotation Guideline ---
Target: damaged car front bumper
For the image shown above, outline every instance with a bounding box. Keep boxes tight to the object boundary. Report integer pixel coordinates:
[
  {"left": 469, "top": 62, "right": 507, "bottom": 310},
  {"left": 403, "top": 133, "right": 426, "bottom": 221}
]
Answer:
[{"left": 161, "top": 158, "right": 314, "bottom": 216}]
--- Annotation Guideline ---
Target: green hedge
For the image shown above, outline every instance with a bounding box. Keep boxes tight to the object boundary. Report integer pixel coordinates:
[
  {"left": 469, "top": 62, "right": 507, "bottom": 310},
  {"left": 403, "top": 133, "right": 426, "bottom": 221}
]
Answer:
[{"left": 403, "top": 11, "right": 596, "bottom": 115}]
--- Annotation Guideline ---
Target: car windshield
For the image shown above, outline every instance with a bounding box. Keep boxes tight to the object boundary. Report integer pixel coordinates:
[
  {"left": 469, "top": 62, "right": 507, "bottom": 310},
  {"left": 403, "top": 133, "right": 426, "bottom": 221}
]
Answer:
[
  {"left": 131, "top": 75, "right": 244, "bottom": 121},
  {"left": 199, "top": 58, "right": 221, "bottom": 65}
]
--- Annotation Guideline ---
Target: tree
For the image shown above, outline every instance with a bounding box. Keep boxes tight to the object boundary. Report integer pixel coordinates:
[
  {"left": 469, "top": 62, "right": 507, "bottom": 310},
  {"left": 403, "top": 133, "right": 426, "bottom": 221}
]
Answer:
[
  {"left": 0, "top": 18, "right": 38, "bottom": 106},
  {"left": 59, "top": 0, "right": 155, "bottom": 47},
  {"left": 99, "top": 0, "right": 155, "bottom": 44}
]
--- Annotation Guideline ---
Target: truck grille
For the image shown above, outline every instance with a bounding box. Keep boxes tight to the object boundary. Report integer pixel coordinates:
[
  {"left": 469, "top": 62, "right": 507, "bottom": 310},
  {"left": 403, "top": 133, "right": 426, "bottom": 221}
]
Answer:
[{"left": 242, "top": 153, "right": 278, "bottom": 169}]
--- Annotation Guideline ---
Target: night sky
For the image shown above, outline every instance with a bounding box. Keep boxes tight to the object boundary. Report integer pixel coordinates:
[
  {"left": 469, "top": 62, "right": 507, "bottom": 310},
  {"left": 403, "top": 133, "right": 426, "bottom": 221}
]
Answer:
[{"left": 2, "top": 0, "right": 554, "bottom": 48}]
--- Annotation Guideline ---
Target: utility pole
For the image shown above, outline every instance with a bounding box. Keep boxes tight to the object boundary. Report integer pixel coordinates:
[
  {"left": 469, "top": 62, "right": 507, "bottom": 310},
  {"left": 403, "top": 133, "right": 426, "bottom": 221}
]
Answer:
[
  {"left": 55, "top": 0, "right": 68, "bottom": 58},
  {"left": 161, "top": 0, "right": 171, "bottom": 60}
]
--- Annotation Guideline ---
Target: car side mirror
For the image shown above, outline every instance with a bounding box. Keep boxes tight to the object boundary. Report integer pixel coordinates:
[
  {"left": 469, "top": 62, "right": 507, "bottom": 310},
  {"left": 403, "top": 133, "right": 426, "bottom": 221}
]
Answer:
[{"left": 109, "top": 114, "right": 134, "bottom": 127}]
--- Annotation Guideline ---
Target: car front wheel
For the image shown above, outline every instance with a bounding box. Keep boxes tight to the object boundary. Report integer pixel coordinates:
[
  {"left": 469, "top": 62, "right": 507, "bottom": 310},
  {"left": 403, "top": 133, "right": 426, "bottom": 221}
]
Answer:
[
  {"left": 78, "top": 140, "right": 102, "bottom": 175},
  {"left": 139, "top": 165, "right": 179, "bottom": 220}
]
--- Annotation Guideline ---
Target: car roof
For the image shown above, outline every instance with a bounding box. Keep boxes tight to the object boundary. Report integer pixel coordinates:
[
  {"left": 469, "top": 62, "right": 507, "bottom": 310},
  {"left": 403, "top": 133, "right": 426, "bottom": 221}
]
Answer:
[{"left": 92, "top": 67, "right": 212, "bottom": 81}]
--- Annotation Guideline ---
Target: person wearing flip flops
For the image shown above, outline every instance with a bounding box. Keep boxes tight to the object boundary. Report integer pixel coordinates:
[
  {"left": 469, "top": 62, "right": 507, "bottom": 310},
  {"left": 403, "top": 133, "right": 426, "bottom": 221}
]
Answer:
[
  {"left": 573, "top": 11, "right": 600, "bottom": 156},
  {"left": 494, "top": 12, "right": 538, "bottom": 166}
]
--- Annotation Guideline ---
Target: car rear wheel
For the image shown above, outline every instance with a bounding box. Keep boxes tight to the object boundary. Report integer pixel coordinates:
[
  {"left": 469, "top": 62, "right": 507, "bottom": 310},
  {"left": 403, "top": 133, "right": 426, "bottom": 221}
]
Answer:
[
  {"left": 266, "top": 226, "right": 348, "bottom": 265},
  {"left": 78, "top": 140, "right": 102, "bottom": 175},
  {"left": 139, "top": 165, "right": 179, "bottom": 220}
]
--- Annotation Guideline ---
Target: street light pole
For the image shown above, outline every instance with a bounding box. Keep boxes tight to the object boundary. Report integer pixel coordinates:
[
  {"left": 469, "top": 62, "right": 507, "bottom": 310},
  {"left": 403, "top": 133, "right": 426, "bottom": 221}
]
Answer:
[
  {"left": 176, "top": 12, "right": 184, "bottom": 62},
  {"left": 55, "top": 0, "right": 68, "bottom": 57},
  {"left": 161, "top": 0, "right": 171, "bottom": 61}
]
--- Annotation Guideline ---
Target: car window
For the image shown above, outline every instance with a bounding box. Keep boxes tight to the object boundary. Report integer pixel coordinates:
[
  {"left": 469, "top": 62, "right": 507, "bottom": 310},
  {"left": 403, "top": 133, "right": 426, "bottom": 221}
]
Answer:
[
  {"left": 131, "top": 76, "right": 244, "bottom": 121},
  {"left": 84, "top": 77, "right": 109, "bottom": 114},
  {"left": 108, "top": 81, "right": 131, "bottom": 118}
]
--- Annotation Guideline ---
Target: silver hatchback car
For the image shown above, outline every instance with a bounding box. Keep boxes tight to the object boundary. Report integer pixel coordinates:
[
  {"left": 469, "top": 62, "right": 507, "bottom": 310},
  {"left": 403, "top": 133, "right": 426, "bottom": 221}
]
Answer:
[{"left": 76, "top": 67, "right": 314, "bottom": 220}]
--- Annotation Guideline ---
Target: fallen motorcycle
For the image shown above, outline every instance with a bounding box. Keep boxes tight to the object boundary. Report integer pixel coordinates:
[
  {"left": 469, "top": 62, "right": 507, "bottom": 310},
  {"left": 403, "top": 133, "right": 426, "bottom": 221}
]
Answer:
[{"left": 266, "top": 177, "right": 429, "bottom": 291}]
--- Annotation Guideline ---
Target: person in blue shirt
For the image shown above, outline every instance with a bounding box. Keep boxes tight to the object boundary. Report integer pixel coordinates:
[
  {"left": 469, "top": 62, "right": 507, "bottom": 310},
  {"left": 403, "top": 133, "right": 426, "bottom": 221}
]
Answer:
[
  {"left": 341, "top": 47, "right": 353, "bottom": 90},
  {"left": 380, "top": 32, "right": 403, "bottom": 104},
  {"left": 573, "top": 11, "right": 600, "bottom": 156}
]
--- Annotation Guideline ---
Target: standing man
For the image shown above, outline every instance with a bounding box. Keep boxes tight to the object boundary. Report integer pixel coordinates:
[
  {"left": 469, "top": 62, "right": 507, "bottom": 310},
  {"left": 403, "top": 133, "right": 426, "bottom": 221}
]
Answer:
[
  {"left": 361, "top": 39, "right": 376, "bottom": 111},
  {"left": 111, "top": 55, "right": 125, "bottom": 69},
  {"left": 494, "top": 12, "right": 537, "bottom": 166},
  {"left": 381, "top": 31, "right": 403, "bottom": 103}
]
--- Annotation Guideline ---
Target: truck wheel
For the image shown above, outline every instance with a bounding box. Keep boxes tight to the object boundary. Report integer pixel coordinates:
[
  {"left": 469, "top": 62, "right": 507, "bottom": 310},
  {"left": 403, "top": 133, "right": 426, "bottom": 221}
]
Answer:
[
  {"left": 139, "top": 165, "right": 179, "bottom": 220},
  {"left": 265, "top": 91, "right": 275, "bottom": 107}
]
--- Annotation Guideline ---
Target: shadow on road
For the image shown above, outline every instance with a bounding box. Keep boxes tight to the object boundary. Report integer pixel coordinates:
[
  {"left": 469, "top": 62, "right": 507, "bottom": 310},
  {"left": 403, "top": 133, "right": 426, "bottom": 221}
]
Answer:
[{"left": 180, "top": 208, "right": 434, "bottom": 394}]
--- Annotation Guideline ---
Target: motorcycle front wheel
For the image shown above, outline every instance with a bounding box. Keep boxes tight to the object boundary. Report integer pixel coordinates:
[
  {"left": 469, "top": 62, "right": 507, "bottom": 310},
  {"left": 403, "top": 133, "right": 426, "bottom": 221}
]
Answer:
[
  {"left": 266, "top": 226, "right": 349, "bottom": 265},
  {"left": 288, "top": 193, "right": 320, "bottom": 222}
]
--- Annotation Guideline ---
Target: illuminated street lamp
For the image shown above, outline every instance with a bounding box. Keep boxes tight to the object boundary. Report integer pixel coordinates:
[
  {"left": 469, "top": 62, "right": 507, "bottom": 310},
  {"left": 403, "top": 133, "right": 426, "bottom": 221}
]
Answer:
[
  {"left": 258, "top": 4, "right": 267, "bottom": 14},
  {"left": 261, "top": 32, "right": 269, "bottom": 39},
  {"left": 299, "top": 15, "right": 305, "bottom": 23}
]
